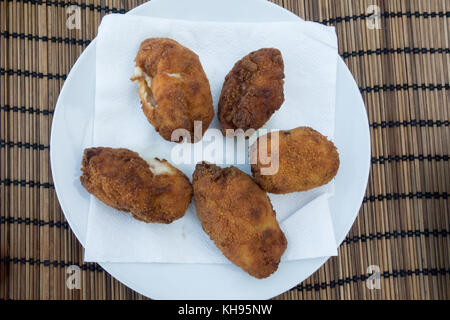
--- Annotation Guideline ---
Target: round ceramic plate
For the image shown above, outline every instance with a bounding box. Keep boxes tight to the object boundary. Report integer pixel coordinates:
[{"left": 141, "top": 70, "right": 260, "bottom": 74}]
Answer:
[{"left": 50, "top": 0, "right": 370, "bottom": 299}]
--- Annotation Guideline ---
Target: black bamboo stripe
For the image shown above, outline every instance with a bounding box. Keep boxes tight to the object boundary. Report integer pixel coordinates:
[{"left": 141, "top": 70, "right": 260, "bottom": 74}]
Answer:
[
  {"left": 370, "top": 119, "right": 449, "bottom": 129},
  {"left": 320, "top": 11, "right": 450, "bottom": 25},
  {"left": 3, "top": 67, "right": 447, "bottom": 94},
  {"left": 0, "top": 139, "right": 49, "bottom": 150},
  {"left": 0, "top": 68, "right": 67, "bottom": 80},
  {"left": 6, "top": 136, "right": 445, "bottom": 166},
  {"left": 3, "top": 29, "right": 449, "bottom": 62},
  {"left": 5, "top": 1, "right": 449, "bottom": 25},
  {"left": 0, "top": 179, "right": 54, "bottom": 188},
  {"left": 295, "top": 268, "right": 450, "bottom": 292},
  {"left": 0, "top": 216, "right": 449, "bottom": 245},
  {"left": 3, "top": 255, "right": 447, "bottom": 290},
  {"left": 2, "top": 104, "right": 448, "bottom": 131},
  {"left": 360, "top": 83, "right": 449, "bottom": 93},
  {"left": 1, "top": 0, "right": 126, "bottom": 13},
  {"left": 363, "top": 192, "right": 447, "bottom": 203},
  {"left": 3, "top": 139, "right": 448, "bottom": 166},
  {"left": 2, "top": 255, "right": 448, "bottom": 286},
  {"left": 0, "top": 104, "right": 54, "bottom": 115},
  {"left": 0, "top": 30, "right": 91, "bottom": 46},
  {"left": 4, "top": 138, "right": 448, "bottom": 166},
  {"left": 0, "top": 179, "right": 447, "bottom": 204},
  {"left": 341, "top": 47, "right": 450, "bottom": 59},
  {"left": 341, "top": 229, "right": 448, "bottom": 245},
  {"left": 371, "top": 154, "right": 449, "bottom": 164},
  {"left": 0, "top": 257, "right": 103, "bottom": 272},
  {"left": 0, "top": 216, "right": 68, "bottom": 229},
  {"left": 1, "top": 215, "right": 447, "bottom": 247}
]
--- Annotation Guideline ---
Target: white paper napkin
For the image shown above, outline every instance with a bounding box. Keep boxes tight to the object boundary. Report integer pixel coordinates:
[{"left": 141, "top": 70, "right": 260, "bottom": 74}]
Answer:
[{"left": 84, "top": 14, "right": 339, "bottom": 263}]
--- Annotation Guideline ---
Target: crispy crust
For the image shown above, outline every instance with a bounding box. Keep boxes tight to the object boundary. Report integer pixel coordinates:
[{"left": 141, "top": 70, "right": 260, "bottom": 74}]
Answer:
[
  {"left": 132, "top": 38, "right": 214, "bottom": 143},
  {"left": 80, "top": 147, "right": 192, "bottom": 223},
  {"left": 218, "top": 48, "right": 285, "bottom": 135},
  {"left": 250, "top": 126, "right": 340, "bottom": 194},
  {"left": 193, "top": 162, "right": 287, "bottom": 279}
]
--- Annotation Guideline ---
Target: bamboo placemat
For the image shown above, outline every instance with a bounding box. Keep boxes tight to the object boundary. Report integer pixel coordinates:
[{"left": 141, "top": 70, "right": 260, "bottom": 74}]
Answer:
[{"left": 0, "top": 0, "right": 449, "bottom": 300}]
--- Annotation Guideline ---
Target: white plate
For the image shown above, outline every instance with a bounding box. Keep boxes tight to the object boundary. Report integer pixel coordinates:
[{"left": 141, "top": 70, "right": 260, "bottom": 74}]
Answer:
[{"left": 50, "top": 0, "right": 370, "bottom": 299}]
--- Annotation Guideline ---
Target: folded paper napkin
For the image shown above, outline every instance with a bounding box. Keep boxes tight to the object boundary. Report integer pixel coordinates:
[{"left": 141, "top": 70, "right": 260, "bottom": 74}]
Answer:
[{"left": 84, "top": 14, "right": 339, "bottom": 263}]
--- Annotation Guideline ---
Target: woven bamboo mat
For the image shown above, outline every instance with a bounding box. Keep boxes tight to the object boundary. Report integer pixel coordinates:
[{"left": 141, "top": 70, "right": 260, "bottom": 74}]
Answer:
[{"left": 1, "top": 0, "right": 449, "bottom": 300}]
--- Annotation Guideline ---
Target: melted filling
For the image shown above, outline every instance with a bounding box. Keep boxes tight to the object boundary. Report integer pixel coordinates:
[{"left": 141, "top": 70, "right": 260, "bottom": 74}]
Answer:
[
  {"left": 146, "top": 158, "right": 175, "bottom": 176},
  {"left": 133, "top": 67, "right": 157, "bottom": 109}
]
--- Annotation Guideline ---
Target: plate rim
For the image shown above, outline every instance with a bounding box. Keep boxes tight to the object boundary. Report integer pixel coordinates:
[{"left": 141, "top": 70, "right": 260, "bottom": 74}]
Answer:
[{"left": 50, "top": 0, "right": 370, "bottom": 299}]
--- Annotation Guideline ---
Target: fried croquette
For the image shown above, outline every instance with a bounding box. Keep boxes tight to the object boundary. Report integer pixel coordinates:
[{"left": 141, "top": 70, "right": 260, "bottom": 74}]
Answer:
[
  {"left": 192, "top": 162, "right": 287, "bottom": 279},
  {"left": 250, "top": 126, "right": 340, "bottom": 194},
  {"left": 131, "top": 38, "right": 214, "bottom": 143},
  {"left": 80, "top": 147, "right": 192, "bottom": 223},
  {"left": 218, "top": 48, "right": 285, "bottom": 135}
]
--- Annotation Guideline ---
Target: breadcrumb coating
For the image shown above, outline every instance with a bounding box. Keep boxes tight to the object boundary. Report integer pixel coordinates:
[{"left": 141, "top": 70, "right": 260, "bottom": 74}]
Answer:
[
  {"left": 250, "top": 126, "right": 340, "bottom": 194},
  {"left": 80, "top": 147, "right": 192, "bottom": 223},
  {"left": 131, "top": 38, "right": 214, "bottom": 143},
  {"left": 193, "top": 162, "right": 287, "bottom": 279},
  {"left": 218, "top": 48, "right": 285, "bottom": 135}
]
